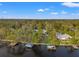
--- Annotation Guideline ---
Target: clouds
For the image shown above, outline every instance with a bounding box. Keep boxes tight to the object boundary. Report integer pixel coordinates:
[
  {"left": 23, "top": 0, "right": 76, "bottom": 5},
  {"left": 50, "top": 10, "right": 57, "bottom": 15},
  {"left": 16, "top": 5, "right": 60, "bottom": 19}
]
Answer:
[
  {"left": 0, "top": 2, "right": 79, "bottom": 19},
  {"left": 62, "top": 2, "right": 79, "bottom": 7},
  {"left": 37, "top": 8, "right": 59, "bottom": 15},
  {"left": 51, "top": 12, "right": 58, "bottom": 15},
  {"left": 0, "top": 3, "right": 7, "bottom": 14},
  {"left": 37, "top": 8, "right": 49, "bottom": 12},
  {"left": 37, "top": 9, "right": 45, "bottom": 12},
  {"left": 61, "top": 11, "right": 67, "bottom": 14},
  {"left": 37, "top": 9, "right": 68, "bottom": 15},
  {"left": 37, "top": 7, "right": 68, "bottom": 16},
  {"left": 50, "top": 11, "right": 68, "bottom": 15}
]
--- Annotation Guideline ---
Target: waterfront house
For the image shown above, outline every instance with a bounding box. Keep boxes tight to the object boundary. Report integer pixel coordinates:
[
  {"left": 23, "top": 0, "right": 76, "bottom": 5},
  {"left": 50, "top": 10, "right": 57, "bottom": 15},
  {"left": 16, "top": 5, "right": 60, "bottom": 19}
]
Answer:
[{"left": 56, "top": 32, "right": 72, "bottom": 40}]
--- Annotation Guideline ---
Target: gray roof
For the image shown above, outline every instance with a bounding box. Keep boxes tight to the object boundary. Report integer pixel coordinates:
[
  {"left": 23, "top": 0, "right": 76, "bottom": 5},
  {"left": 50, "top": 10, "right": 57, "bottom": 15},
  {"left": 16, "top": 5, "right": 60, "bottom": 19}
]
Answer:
[{"left": 56, "top": 32, "right": 72, "bottom": 40}]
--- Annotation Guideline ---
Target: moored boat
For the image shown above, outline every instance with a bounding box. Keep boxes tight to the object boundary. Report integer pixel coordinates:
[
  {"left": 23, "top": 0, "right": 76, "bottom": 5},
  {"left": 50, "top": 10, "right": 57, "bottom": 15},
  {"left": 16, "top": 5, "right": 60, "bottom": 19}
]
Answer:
[
  {"left": 25, "top": 43, "right": 33, "bottom": 48},
  {"left": 47, "top": 45, "right": 56, "bottom": 51}
]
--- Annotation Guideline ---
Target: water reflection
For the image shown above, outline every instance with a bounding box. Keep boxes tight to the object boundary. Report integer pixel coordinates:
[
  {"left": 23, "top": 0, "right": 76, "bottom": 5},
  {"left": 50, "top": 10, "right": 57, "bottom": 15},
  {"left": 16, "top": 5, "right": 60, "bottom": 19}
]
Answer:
[
  {"left": 32, "top": 45, "right": 79, "bottom": 57},
  {"left": 2, "top": 44, "right": 79, "bottom": 57}
]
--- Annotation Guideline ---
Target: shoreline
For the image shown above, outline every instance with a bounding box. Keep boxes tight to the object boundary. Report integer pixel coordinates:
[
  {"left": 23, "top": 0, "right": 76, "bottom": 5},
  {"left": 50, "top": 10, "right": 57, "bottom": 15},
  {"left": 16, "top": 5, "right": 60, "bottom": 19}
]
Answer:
[{"left": 1, "top": 40, "right": 79, "bottom": 46}]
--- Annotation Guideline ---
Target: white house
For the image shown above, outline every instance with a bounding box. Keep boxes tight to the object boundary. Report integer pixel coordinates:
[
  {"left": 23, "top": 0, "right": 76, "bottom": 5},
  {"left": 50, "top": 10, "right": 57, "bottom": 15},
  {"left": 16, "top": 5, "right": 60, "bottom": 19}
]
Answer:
[
  {"left": 34, "top": 26, "right": 38, "bottom": 32},
  {"left": 42, "top": 29, "right": 47, "bottom": 34},
  {"left": 34, "top": 29, "right": 38, "bottom": 32},
  {"left": 56, "top": 32, "right": 72, "bottom": 40},
  {"left": 42, "top": 29, "right": 48, "bottom": 36}
]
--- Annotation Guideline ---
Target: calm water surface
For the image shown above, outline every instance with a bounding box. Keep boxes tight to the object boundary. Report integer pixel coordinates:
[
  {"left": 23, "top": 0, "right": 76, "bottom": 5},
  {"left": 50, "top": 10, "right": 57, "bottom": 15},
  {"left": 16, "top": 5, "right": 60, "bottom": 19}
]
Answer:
[
  {"left": 34, "top": 46, "right": 79, "bottom": 57},
  {"left": 0, "top": 46, "right": 79, "bottom": 57}
]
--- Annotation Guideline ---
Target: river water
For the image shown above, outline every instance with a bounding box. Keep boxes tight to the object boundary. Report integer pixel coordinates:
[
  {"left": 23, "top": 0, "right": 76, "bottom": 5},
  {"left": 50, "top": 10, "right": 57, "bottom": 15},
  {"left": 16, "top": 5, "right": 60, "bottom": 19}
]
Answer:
[
  {"left": 0, "top": 46, "right": 79, "bottom": 57},
  {"left": 32, "top": 46, "right": 79, "bottom": 57},
  {"left": 40, "top": 46, "right": 77, "bottom": 57}
]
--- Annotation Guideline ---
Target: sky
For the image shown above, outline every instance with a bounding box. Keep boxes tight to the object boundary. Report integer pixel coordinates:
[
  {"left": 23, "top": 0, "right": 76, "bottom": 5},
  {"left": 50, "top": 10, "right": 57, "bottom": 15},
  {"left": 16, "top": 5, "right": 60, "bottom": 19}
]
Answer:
[{"left": 0, "top": 2, "right": 79, "bottom": 19}]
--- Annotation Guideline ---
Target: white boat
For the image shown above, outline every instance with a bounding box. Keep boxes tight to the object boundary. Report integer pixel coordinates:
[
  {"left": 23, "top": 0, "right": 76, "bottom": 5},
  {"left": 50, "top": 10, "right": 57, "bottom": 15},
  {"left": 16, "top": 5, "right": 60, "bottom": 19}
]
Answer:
[
  {"left": 25, "top": 43, "right": 33, "bottom": 48},
  {"left": 72, "top": 45, "right": 79, "bottom": 49},
  {"left": 47, "top": 45, "right": 56, "bottom": 51}
]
